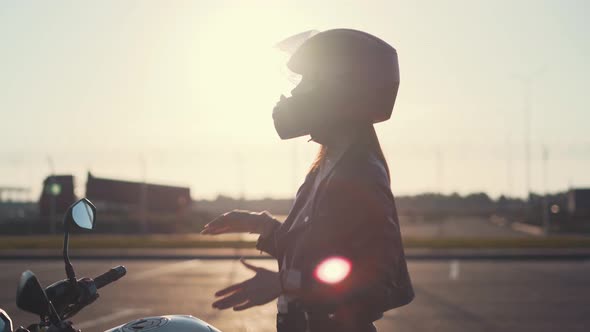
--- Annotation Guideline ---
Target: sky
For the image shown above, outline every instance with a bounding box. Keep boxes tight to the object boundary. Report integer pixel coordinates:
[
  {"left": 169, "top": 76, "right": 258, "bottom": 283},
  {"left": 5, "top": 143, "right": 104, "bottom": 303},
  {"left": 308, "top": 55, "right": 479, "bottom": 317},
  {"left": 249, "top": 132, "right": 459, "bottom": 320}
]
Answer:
[{"left": 1, "top": 0, "right": 589, "bottom": 201}]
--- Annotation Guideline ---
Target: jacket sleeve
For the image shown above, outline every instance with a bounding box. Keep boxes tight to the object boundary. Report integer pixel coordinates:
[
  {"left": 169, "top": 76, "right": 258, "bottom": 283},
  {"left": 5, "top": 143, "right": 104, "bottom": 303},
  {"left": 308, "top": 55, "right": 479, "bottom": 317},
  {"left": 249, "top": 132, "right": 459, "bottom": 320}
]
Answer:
[
  {"left": 255, "top": 218, "right": 282, "bottom": 258},
  {"left": 257, "top": 173, "right": 314, "bottom": 259},
  {"left": 285, "top": 175, "right": 413, "bottom": 315}
]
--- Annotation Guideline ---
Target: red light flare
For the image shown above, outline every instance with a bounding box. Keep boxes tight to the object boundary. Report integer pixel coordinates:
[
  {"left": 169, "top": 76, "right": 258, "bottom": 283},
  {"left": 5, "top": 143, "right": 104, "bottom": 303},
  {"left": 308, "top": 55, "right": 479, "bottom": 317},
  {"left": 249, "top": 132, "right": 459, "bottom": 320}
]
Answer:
[{"left": 314, "top": 256, "right": 352, "bottom": 284}]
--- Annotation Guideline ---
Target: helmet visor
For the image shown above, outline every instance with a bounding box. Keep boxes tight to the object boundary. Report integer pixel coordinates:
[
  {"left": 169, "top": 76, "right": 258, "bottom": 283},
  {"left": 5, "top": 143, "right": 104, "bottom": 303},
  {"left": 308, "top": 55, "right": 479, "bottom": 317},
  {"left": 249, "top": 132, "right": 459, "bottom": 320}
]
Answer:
[{"left": 273, "top": 30, "right": 319, "bottom": 97}]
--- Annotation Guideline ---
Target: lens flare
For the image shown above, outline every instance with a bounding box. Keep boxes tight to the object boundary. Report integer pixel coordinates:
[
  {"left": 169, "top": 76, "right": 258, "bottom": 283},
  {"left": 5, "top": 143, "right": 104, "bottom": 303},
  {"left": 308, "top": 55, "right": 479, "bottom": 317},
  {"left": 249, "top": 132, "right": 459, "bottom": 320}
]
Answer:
[{"left": 314, "top": 256, "right": 351, "bottom": 284}]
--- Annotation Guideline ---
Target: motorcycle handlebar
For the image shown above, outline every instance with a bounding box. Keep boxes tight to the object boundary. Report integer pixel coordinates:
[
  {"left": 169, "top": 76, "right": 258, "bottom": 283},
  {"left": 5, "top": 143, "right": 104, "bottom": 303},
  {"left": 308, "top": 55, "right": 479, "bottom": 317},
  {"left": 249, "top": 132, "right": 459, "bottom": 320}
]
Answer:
[{"left": 93, "top": 266, "right": 126, "bottom": 289}]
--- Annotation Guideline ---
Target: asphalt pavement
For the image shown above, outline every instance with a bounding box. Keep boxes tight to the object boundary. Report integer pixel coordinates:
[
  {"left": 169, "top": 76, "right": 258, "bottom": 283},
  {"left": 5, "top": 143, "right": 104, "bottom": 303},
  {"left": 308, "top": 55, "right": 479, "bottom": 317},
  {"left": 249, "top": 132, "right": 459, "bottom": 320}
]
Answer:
[
  {"left": 1, "top": 259, "right": 589, "bottom": 332},
  {"left": 3, "top": 248, "right": 590, "bottom": 261}
]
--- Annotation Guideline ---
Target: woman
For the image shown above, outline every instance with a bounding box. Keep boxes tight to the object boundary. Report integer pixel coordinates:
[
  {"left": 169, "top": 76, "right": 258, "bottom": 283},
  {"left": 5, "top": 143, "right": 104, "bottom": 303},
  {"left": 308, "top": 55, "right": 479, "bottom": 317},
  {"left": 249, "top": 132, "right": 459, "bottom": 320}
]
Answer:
[{"left": 201, "top": 29, "right": 414, "bottom": 332}]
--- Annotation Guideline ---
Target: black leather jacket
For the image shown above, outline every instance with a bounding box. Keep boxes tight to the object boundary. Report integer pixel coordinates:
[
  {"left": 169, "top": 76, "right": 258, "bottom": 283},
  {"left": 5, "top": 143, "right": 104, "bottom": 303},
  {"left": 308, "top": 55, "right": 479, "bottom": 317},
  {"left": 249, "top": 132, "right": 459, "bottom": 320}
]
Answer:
[{"left": 257, "top": 144, "right": 414, "bottom": 321}]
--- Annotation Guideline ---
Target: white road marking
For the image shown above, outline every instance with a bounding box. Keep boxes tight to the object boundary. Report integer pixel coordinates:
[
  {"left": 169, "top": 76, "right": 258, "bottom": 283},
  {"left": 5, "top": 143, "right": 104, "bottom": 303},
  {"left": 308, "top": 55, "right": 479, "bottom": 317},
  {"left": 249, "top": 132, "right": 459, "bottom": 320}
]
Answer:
[
  {"left": 449, "top": 260, "right": 460, "bottom": 280},
  {"left": 77, "top": 308, "right": 151, "bottom": 330},
  {"left": 510, "top": 222, "right": 544, "bottom": 236},
  {"left": 131, "top": 259, "right": 202, "bottom": 281}
]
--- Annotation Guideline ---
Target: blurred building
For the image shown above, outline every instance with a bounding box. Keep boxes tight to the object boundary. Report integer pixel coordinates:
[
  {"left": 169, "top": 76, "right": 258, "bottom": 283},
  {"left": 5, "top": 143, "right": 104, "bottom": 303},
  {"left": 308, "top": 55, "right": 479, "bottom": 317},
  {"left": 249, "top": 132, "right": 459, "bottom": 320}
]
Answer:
[
  {"left": 0, "top": 187, "right": 36, "bottom": 223},
  {"left": 0, "top": 186, "right": 31, "bottom": 202},
  {"left": 567, "top": 188, "right": 590, "bottom": 219},
  {"left": 85, "top": 172, "right": 191, "bottom": 214},
  {"left": 39, "top": 175, "right": 76, "bottom": 217}
]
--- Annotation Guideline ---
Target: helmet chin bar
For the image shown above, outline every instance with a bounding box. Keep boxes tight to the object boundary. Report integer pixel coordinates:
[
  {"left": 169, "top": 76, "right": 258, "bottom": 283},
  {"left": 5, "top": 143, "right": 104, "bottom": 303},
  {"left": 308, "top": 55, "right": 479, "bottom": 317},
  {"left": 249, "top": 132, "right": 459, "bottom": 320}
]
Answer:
[{"left": 273, "top": 78, "right": 373, "bottom": 142}]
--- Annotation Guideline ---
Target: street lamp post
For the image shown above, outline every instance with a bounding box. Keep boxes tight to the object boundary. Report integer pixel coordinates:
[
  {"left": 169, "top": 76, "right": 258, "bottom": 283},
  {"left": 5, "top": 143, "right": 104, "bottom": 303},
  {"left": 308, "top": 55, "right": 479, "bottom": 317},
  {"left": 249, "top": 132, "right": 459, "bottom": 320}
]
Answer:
[
  {"left": 542, "top": 146, "right": 550, "bottom": 235},
  {"left": 47, "top": 178, "right": 61, "bottom": 234}
]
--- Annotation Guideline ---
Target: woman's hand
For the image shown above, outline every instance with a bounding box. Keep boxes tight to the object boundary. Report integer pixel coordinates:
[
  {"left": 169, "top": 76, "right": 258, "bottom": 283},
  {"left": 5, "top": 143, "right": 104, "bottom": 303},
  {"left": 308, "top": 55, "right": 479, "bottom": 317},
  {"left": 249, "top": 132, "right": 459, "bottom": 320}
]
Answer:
[
  {"left": 212, "top": 259, "right": 282, "bottom": 311},
  {"left": 201, "top": 210, "right": 275, "bottom": 235}
]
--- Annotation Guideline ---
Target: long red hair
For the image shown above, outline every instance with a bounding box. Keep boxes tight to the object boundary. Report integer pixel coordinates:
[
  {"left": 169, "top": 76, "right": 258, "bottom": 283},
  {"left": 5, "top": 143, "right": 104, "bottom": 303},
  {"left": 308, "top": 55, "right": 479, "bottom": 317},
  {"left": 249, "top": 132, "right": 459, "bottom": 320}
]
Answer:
[{"left": 308, "top": 125, "right": 390, "bottom": 181}]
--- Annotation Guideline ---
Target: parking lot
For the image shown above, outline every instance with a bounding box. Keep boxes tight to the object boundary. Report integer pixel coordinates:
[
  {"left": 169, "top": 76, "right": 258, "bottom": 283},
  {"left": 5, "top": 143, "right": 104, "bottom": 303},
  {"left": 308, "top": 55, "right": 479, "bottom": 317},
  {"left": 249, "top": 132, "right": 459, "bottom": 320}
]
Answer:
[{"left": 1, "top": 258, "right": 589, "bottom": 332}]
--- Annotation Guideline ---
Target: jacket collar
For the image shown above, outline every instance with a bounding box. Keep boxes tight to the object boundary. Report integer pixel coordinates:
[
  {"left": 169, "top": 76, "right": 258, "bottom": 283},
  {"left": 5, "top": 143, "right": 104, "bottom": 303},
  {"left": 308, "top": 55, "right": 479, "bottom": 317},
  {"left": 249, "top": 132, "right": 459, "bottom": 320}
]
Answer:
[{"left": 279, "top": 143, "right": 352, "bottom": 236}]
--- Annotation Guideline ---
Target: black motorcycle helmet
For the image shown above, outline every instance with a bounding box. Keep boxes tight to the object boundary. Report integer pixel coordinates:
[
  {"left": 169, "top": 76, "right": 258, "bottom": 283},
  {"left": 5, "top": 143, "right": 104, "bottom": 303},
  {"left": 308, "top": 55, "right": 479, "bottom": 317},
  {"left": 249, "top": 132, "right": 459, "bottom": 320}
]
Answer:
[{"left": 273, "top": 29, "right": 400, "bottom": 141}]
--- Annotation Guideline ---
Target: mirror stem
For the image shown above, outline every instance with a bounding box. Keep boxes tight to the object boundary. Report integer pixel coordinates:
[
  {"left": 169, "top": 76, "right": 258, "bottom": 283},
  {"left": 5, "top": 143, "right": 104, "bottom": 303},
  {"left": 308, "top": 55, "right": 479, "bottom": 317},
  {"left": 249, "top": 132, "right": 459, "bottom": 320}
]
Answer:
[
  {"left": 47, "top": 301, "right": 62, "bottom": 326},
  {"left": 63, "top": 224, "right": 76, "bottom": 284}
]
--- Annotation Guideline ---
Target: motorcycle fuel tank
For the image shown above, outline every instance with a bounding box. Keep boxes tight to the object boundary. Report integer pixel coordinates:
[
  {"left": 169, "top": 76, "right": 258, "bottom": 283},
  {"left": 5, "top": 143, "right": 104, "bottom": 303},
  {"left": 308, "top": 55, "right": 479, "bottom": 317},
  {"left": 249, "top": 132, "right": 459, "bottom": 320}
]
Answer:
[{"left": 105, "top": 315, "right": 221, "bottom": 332}]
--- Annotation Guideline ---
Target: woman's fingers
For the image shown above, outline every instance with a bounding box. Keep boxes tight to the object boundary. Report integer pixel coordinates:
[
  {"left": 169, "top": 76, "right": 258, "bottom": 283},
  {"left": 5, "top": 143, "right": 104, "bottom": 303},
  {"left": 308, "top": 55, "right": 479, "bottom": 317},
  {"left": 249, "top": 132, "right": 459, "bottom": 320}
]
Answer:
[
  {"left": 240, "top": 258, "right": 260, "bottom": 272},
  {"left": 201, "top": 225, "right": 231, "bottom": 235},
  {"left": 215, "top": 280, "right": 247, "bottom": 297},
  {"left": 201, "top": 214, "right": 227, "bottom": 232},
  {"left": 212, "top": 290, "right": 249, "bottom": 310},
  {"left": 201, "top": 212, "right": 236, "bottom": 234},
  {"left": 233, "top": 300, "right": 254, "bottom": 311},
  {"left": 212, "top": 266, "right": 281, "bottom": 311},
  {"left": 201, "top": 210, "right": 254, "bottom": 235}
]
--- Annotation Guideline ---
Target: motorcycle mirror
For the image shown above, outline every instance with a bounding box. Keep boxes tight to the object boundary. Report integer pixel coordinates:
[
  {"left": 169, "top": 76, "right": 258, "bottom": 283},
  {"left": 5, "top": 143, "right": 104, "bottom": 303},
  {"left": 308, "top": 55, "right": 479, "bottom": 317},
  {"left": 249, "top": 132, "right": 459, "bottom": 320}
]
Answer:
[
  {"left": 69, "top": 198, "right": 96, "bottom": 230},
  {"left": 0, "top": 309, "right": 13, "bottom": 332},
  {"left": 16, "top": 270, "right": 51, "bottom": 316},
  {"left": 63, "top": 198, "right": 97, "bottom": 283}
]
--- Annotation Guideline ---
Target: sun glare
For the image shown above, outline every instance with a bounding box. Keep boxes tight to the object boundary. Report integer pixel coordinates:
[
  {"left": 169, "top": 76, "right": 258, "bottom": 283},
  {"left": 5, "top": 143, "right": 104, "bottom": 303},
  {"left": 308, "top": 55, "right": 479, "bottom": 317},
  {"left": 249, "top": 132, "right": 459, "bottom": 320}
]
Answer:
[
  {"left": 189, "top": 7, "right": 298, "bottom": 141},
  {"left": 314, "top": 256, "right": 352, "bottom": 284}
]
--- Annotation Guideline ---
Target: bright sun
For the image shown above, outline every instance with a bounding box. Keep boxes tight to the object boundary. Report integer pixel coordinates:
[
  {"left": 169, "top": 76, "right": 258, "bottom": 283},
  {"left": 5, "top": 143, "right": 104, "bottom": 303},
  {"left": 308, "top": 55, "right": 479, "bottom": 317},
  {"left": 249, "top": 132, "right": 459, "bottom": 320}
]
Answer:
[{"left": 189, "top": 7, "right": 300, "bottom": 142}]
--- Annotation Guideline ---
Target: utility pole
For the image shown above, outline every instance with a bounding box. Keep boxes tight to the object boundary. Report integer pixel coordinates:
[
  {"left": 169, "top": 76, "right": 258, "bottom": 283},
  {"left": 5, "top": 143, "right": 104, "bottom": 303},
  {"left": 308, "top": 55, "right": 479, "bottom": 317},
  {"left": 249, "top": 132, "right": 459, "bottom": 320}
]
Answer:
[
  {"left": 523, "top": 80, "right": 532, "bottom": 200},
  {"left": 235, "top": 152, "right": 245, "bottom": 208},
  {"left": 514, "top": 67, "right": 546, "bottom": 200},
  {"left": 139, "top": 155, "right": 148, "bottom": 234},
  {"left": 542, "top": 146, "right": 550, "bottom": 235},
  {"left": 505, "top": 118, "right": 514, "bottom": 197},
  {"left": 47, "top": 156, "right": 57, "bottom": 234},
  {"left": 435, "top": 147, "right": 443, "bottom": 194}
]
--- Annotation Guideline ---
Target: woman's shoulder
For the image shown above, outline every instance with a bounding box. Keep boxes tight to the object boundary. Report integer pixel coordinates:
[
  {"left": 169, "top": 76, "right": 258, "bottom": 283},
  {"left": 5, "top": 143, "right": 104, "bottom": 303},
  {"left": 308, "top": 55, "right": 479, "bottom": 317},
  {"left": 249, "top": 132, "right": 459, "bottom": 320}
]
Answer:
[
  {"left": 338, "top": 149, "right": 389, "bottom": 185},
  {"left": 325, "top": 151, "right": 395, "bottom": 217}
]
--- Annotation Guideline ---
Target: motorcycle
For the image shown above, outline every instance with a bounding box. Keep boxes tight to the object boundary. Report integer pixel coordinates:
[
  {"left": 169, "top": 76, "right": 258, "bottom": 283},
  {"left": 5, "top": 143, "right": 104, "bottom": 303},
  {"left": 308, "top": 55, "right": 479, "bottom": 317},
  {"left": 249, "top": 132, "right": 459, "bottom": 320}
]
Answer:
[{"left": 1, "top": 198, "right": 221, "bottom": 332}]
